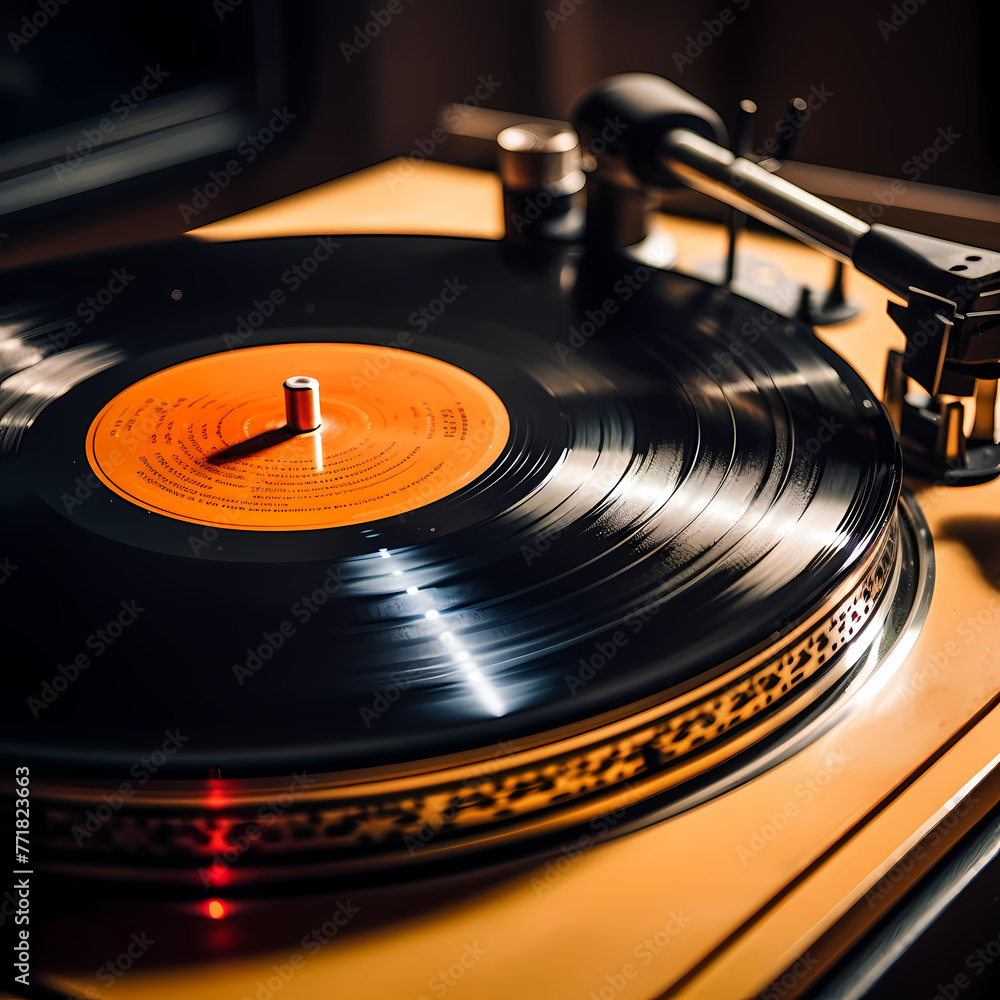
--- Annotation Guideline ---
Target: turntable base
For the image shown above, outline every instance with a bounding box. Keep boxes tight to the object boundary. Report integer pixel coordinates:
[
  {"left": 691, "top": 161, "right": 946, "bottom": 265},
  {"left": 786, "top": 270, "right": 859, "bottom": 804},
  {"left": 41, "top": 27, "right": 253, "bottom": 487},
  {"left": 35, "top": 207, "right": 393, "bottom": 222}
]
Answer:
[{"left": 26, "top": 160, "right": 1000, "bottom": 1000}]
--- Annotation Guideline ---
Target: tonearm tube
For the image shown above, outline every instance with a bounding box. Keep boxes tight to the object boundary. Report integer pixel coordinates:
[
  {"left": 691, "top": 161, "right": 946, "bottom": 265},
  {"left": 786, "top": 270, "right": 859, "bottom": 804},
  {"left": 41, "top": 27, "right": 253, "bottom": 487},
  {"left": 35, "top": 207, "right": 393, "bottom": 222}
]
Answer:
[{"left": 572, "top": 74, "right": 1000, "bottom": 485}]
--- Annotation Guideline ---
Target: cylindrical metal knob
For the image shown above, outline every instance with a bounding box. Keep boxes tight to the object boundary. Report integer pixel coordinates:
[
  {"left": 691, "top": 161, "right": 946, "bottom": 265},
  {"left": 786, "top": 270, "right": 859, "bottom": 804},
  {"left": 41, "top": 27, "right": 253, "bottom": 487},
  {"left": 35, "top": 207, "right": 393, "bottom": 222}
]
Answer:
[
  {"left": 497, "top": 123, "right": 584, "bottom": 194},
  {"left": 497, "top": 123, "right": 586, "bottom": 245},
  {"left": 283, "top": 376, "right": 321, "bottom": 433}
]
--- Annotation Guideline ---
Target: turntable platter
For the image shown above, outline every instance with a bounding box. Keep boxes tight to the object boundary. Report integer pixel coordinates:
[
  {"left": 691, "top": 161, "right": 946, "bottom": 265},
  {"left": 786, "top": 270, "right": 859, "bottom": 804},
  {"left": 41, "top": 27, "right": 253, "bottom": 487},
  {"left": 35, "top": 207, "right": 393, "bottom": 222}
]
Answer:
[{"left": 0, "top": 234, "right": 903, "bottom": 875}]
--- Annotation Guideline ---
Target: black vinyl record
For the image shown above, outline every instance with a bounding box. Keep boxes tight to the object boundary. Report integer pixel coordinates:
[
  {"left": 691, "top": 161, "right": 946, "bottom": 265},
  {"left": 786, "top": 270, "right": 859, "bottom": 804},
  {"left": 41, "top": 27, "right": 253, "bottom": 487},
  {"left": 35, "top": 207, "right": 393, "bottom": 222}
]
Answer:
[{"left": 0, "top": 234, "right": 899, "bottom": 779}]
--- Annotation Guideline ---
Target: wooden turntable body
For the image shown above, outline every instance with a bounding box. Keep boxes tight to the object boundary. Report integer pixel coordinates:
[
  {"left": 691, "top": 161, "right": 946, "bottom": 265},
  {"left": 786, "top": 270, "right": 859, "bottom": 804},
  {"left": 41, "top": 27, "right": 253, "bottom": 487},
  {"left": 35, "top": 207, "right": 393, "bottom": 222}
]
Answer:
[{"left": 38, "top": 159, "right": 1000, "bottom": 1000}]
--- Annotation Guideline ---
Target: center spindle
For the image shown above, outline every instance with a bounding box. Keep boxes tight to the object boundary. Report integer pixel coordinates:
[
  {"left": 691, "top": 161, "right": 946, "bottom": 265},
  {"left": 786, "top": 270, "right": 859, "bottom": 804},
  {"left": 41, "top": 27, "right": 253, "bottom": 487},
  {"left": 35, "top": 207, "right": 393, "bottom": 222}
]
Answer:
[{"left": 283, "top": 376, "right": 321, "bottom": 432}]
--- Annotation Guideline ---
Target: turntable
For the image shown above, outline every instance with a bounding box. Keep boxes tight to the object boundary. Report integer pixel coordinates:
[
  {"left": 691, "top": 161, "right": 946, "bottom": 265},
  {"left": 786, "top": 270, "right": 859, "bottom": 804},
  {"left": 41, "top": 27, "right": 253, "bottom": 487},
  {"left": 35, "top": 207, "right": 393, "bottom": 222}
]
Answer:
[{"left": 3, "top": 73, "right": 1000, "bottom": 1000}]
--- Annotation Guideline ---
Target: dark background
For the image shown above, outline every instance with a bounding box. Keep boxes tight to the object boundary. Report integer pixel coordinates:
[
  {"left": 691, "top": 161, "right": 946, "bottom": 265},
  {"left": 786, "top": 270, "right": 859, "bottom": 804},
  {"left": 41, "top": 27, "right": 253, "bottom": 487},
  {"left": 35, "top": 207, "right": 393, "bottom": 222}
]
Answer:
[{"left": 0, "top": 0, "right": 997, "bottom": 265}]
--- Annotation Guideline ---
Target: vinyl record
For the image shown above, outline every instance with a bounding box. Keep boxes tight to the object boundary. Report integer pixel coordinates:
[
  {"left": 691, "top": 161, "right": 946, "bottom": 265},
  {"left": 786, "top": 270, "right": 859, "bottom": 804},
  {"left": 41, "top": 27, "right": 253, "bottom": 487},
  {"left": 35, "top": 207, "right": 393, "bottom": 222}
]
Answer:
[{"left": 0, "top": 234, "right": 903, "bottom": 871}]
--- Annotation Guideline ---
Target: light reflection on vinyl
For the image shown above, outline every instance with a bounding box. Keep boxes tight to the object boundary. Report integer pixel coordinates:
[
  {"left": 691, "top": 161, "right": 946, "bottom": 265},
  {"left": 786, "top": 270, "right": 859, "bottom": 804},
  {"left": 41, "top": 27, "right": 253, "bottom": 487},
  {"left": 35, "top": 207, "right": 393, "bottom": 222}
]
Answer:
[{"left": 0, "top": 233, "right": 903, "bottom": 877}]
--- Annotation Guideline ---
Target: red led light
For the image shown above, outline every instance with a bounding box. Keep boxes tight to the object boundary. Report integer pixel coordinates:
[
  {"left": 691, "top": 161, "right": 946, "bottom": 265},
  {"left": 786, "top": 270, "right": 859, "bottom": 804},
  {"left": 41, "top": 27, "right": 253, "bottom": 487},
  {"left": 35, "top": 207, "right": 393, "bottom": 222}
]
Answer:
[{"left": 206, "top": 899, "right": 226, "bottom": 919}]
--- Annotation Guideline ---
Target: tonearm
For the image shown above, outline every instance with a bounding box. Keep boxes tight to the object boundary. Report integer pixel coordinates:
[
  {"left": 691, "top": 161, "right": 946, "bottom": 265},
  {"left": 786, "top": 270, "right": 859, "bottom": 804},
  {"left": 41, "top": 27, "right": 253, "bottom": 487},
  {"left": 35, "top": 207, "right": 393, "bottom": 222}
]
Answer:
[{"left": 569, "top": 74, "right": 1000, "bottom": 486}]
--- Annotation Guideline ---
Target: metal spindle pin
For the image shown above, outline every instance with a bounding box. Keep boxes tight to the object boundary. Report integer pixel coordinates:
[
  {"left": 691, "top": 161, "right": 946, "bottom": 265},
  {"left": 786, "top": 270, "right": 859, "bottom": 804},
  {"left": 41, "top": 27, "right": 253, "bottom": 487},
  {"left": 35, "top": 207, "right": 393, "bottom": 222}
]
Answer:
[
  {"left": 725, "top": 99, "right": 757, "bottom": 287},
  {"left": 283, "top": 376, "right": 321, "bottom": 432},
  {"left": 774, "top": 97, "right": 808, "bottom": 162}
]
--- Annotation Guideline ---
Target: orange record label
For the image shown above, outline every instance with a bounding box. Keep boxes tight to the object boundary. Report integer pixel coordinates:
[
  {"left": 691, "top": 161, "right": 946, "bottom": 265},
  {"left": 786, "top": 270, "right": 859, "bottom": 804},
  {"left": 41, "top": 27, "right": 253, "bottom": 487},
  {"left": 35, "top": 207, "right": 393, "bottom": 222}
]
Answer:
[{"left": 85, "top": 344, "right": 510, "bottom": 530}]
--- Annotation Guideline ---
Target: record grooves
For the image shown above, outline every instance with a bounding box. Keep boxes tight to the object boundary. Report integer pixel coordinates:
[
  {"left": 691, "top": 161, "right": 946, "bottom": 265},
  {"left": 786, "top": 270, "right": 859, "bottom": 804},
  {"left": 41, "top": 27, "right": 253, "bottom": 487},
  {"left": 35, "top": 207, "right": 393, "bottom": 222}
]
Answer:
[
  {"left": 0, "top": 233, "right": 910, "bottom": 879},
  {"left": 39, "top": 517, "right": 904, "bottom": 883}
]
